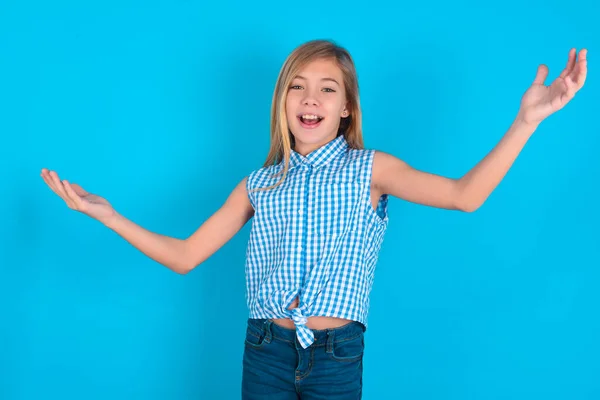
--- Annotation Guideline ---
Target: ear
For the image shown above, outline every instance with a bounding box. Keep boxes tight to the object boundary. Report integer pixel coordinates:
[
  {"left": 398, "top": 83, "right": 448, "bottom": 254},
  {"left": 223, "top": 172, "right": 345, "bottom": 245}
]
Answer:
[{"left": 341, "top": 105, "right": 350, "bottom": 118}]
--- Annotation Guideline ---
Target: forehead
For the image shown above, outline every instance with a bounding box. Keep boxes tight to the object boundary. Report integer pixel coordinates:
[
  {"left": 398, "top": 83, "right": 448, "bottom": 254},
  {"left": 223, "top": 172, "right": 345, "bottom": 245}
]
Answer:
[{"left": 295, "top": 58, "right": 343, "bottom": 81}]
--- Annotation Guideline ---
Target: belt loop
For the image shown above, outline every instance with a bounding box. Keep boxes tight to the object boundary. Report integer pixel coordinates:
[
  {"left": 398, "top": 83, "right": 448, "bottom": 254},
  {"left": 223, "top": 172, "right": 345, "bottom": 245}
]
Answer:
[
  {"left": 264, "top": 319, "right": 273, "bottom": 344},
  {"left": 326, "top": 330, "right": 334, "bottom": 354}
]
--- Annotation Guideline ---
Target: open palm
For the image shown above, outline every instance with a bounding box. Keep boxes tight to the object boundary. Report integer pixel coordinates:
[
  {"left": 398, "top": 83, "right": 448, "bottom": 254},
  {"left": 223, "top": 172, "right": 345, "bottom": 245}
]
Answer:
[
  {"left": 41, "top": 168, "right": 116, "bottom": 222},
  {"left": 519, "top": 48, "right": 588, "bottom": 125}
]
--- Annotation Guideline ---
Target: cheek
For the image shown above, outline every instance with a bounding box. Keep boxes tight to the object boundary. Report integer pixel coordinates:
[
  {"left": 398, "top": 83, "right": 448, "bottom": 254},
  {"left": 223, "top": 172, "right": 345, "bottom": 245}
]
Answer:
[
  {"left": 324, "top": 101, "right": 344, "bottom": 118},
  {"left": 286, "top": 108, "right": 298, "bottom": 125},
  {"left": 324, "top": 95, "right": 344, "bottom": 112},
  {"left": 285, "top": 95, "right": 298, "bottom": 117}
]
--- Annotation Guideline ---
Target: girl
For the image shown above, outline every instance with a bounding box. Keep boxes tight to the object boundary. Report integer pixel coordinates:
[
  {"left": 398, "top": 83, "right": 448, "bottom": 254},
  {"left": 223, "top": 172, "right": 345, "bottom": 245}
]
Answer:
[{"left": 41, "top": 40, "right": 587, "bottom": 399}]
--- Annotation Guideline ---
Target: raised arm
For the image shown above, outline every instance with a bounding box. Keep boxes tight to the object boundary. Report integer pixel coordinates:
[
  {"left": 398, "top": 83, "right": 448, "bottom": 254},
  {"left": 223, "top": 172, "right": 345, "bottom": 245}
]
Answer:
[
  {"left": 178, "top": 178, "right": 254, "bottom": 272},
  {"left": 372, "top": 120, "right": 537, "bottom": 213},
  {"left": 104, "top": 177, "right": 254, "bottom": 274},
  {"left": 372, "top": 48, "right": 587, "bottom": 212},
  {"left": 41, "top": 169, "right": 254, "bottom": 274}
]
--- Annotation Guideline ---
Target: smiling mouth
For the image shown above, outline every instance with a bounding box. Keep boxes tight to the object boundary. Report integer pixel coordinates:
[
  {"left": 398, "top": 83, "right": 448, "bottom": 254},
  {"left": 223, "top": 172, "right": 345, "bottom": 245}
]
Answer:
[{"left": 298, "top": 114, "right": 324, "bottom": 129}]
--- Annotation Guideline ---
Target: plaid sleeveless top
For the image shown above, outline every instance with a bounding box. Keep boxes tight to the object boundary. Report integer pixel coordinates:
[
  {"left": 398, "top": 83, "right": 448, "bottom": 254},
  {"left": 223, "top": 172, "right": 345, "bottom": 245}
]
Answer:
[{"left": 245, "top": 135, "right": 389, "bottom": 348}]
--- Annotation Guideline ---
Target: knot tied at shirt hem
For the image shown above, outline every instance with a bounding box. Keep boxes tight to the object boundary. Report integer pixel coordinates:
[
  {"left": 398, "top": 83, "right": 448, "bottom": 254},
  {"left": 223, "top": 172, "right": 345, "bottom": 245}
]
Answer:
[
  {"left": 290, "top": 308, "right": 314, "bottom": 349},
  {"left": 291, "top": 308, "right": 308, "bottom": 326}
]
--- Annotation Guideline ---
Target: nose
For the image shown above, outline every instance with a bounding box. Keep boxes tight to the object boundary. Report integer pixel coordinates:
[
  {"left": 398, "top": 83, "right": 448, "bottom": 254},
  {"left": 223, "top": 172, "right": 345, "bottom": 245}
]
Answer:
[{"left": 302, "top": 88, "right": 319, "bottom": 106}]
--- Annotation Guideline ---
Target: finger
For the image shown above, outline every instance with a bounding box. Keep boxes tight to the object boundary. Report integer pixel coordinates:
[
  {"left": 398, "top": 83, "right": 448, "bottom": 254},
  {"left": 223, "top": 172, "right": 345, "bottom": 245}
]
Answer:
[
  {"left": 559, "top": 48, "right": 577, "bottom": 78},
  {"left": 63, "top": 180, "right": 85, "bottom": 209},
  {"left": 573, "top": 48, "right": 588, "bottom": 87},
  {"left": 49, "top": 171, "right": 68, "bottom": 197},
  {"left": 41, "top": 170, "right": 64, "bottom": 198},
  {"left": 41, "top": 169, "right": 54, "bottom": 188},
  {"left": 533, "top": 64, "right": 549, "bottom": 85},
  {"left": 48, "top": 171, "right": 75, "bottom": 207},
  {"left": 565, "top": 75, "right": 577, "bottom": 98}
]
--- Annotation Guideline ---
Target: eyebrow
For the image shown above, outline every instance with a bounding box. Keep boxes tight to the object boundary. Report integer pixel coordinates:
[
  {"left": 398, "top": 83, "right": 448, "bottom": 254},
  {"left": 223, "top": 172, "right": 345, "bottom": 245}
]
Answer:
[{"left": 295, "top": 75, "right": 340, "bottom": 86}]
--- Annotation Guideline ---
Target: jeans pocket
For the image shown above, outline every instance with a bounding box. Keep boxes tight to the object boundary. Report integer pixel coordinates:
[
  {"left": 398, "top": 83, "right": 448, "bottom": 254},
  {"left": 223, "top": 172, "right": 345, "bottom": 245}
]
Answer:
[
  {"left": 328, "top": 332, "right": 364, "bottom": 362},
  {"left": 244, "top": 321, "right": 267, "bottom": 349}
]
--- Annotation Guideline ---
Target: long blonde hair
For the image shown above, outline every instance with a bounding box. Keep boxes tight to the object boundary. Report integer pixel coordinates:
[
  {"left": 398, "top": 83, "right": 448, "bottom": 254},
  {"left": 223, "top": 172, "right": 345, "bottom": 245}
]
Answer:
[{"left": 258, "top": 39, "right": 364, "bottom": 191}]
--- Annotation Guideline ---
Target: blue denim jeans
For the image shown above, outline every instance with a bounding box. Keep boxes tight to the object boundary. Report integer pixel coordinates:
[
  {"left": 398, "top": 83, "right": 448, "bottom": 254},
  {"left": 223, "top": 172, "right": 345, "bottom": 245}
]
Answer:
[{"left": 241, "top": 318, "right": 365, "bottom": 399}]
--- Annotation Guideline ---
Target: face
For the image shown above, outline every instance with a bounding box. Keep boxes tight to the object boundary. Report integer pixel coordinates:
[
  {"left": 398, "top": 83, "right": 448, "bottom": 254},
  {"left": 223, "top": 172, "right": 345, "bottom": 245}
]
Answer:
[{"left": 285, "top": 58, "right": 349, "bottom": 156}]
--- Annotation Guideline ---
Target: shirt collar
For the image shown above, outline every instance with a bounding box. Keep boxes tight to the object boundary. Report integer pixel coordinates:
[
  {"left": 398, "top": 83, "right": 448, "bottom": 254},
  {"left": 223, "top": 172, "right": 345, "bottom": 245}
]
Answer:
[{"left": 289, "top": 135, "right": 348, "bottom": 170}]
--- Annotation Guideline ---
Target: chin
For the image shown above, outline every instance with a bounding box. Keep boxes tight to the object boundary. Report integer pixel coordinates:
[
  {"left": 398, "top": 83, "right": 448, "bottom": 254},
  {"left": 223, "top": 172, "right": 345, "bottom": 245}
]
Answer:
[{"left": 292, "top": 132, "right": 335, "bottom": 148}]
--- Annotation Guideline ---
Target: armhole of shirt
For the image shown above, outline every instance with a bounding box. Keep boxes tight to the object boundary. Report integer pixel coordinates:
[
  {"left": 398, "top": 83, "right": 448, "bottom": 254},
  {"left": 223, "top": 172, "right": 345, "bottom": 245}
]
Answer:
[
  {"left": 246, "top": 171, "right": 257, "bottom": 210},
  {"left": 366, "top": 149, "right": 389, "bottom": 222}
]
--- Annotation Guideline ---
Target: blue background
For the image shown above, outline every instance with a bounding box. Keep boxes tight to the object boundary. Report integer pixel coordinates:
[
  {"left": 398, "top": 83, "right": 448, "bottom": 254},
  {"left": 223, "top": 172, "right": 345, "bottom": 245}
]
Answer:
[{"left": 1, "top": 0, "right": 598, "bottom": 399}]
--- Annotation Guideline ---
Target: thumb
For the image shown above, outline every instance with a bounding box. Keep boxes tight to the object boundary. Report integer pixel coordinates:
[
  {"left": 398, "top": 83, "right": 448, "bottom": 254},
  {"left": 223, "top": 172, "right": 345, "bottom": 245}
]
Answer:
[{"left": 533, "top": 64, "right": 549, "bottom": 85}]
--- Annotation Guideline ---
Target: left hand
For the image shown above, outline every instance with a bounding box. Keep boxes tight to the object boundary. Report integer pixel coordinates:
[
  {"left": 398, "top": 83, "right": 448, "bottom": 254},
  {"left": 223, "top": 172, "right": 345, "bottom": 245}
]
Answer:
[{"left": 518, "top": 48, "right": 588, "bottom": 125}]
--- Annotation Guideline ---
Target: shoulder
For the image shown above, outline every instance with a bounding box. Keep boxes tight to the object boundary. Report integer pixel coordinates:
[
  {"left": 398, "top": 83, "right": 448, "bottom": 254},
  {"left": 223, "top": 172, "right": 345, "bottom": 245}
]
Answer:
[
  {"left": 247, "top": 163, "right": 283, "bottom": 186},
  {"left": 345, "top": 147, "right": 377, "bottom": 166},
  {"left": 371, "top": 150, "right": 411, "bottom": 190},
  {"left": 372, "top": 149, "right": 401, "bottom": 166},
  {"left": 345, "top": 147, "right": 398, "bottom": 171},
  {"left": 371, "top": 150, "right": 409, "bottom": 168}
]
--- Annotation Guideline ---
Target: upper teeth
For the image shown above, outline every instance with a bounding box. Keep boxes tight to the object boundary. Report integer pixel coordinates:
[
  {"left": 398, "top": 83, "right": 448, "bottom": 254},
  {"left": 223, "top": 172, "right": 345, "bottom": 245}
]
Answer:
[{"left": 302, "top": 114, "right": 320, "bottom": 120}]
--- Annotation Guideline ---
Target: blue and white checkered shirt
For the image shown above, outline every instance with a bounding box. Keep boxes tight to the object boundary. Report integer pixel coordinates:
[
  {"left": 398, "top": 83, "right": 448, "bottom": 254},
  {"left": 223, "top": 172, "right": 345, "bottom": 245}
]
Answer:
[{"left": 245, "top": 135, "right": 389, "bottom": 348}]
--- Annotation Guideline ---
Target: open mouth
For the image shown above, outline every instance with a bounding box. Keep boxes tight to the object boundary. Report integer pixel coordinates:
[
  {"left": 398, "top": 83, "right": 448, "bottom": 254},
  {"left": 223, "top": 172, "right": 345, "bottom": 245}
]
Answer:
[{"left": 298, "top": 114, "right": 324, "bottom": 129}]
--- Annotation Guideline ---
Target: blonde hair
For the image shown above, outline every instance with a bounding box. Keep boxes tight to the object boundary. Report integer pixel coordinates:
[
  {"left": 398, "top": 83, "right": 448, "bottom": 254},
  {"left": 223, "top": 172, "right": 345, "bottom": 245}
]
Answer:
[{"left": 257, "top": 39, "right": 364, "bottom": 191}]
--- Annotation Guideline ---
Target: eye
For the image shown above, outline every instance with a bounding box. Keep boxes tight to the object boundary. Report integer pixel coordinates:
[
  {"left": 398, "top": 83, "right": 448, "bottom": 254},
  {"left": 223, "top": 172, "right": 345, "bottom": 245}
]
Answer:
[
  {"left": 290, "top": 85, "right": 303, "bottom": 90},
  {"left": 322, "top": 88, "right": 336, "bottom": 93}
]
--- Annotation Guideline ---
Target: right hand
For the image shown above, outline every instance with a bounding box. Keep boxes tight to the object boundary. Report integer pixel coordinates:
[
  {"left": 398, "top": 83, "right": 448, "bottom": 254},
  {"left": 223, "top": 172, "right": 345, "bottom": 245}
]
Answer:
[{"left": 40, "top": 168, "right": 117, "bottom": 223}]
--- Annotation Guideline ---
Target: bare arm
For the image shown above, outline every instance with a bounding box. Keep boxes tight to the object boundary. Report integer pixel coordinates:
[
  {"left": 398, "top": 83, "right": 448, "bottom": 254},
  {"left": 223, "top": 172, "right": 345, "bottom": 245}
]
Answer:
[
  {"left": 103, "top": 178, "right": 254, "bottom": 274},
  {"left": 41, "top": 168, "right": 254, "bottom": 274},
  {"left": 372, "top": 118, "right": 538, "bottom": 213},
  {"left": 372, "top": 48, "right": 587, "bottom": 213},
  {"left": 180, "top": 178, "right": 254, "bottom": 272}
]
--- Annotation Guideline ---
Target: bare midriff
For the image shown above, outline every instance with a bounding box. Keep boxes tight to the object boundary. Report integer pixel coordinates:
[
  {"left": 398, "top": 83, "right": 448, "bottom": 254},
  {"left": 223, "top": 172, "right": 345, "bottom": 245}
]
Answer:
[{"left": 271, "top": 296, "right": 353, "bottom": 330}]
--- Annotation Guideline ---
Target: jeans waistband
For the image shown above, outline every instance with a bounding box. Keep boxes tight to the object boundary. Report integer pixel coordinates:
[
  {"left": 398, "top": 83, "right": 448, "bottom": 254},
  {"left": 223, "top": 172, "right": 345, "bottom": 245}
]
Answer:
[{"left": 246, "top": 318, "right": 365, "bottom": 347}]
